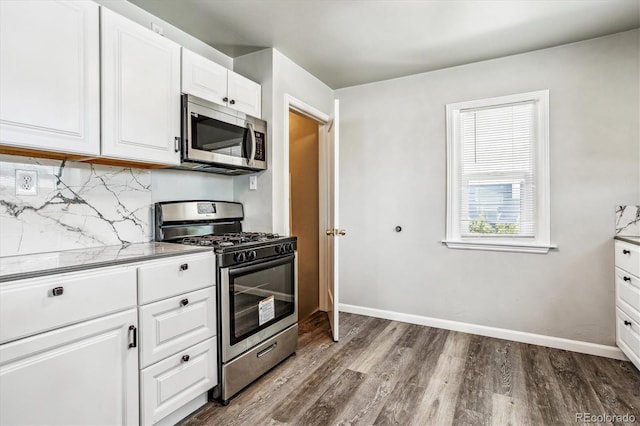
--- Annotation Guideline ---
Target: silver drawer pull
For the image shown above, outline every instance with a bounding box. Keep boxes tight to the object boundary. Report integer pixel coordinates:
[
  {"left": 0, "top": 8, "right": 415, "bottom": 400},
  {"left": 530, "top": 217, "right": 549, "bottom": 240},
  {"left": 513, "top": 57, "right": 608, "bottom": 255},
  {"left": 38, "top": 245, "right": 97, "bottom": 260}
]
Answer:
[
  {"left": 51, "top": 287, "right": 64, "bottom": 297},
  {"left": 624, "top": 320, "right": 632, "bottom": 327},
  {"left": 179, "top": 263, "right": 189, "bottom": 271},
  {"left": 257, "top": 342, "right": 277, "bottom": 358}
]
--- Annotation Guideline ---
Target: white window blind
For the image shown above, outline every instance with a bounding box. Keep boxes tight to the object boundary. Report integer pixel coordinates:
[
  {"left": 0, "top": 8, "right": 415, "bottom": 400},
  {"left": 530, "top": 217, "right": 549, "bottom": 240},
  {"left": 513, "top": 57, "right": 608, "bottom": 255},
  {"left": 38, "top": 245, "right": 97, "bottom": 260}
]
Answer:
[
  {"left": 445, "top": 90, "right": 551, "bottom": 253},
  {"left": 459, "top": 102, "right": 535, "bottom": 237}
]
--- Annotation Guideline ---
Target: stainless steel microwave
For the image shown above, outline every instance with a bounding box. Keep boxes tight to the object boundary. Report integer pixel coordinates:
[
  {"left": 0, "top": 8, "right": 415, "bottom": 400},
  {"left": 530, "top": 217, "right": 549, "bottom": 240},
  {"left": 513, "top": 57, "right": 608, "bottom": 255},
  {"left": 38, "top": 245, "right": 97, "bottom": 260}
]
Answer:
[{"left": 177, "top": 94, "right": 267, "bottom": 175}]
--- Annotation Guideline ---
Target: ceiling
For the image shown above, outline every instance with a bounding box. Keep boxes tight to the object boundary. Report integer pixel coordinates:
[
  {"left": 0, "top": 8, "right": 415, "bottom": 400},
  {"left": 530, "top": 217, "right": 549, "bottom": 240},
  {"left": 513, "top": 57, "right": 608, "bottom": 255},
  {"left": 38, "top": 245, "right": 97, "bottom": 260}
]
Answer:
[{"left": 128, "top": 0, "right": 640, "bottom": 89}]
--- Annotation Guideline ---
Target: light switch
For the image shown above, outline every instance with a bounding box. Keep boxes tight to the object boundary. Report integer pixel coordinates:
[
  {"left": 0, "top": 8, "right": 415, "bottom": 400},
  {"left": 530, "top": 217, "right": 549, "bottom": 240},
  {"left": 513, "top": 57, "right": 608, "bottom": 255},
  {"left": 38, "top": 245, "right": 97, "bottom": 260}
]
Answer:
[{"left": 249, "top": 175, "right": 257, "bottom": 190}]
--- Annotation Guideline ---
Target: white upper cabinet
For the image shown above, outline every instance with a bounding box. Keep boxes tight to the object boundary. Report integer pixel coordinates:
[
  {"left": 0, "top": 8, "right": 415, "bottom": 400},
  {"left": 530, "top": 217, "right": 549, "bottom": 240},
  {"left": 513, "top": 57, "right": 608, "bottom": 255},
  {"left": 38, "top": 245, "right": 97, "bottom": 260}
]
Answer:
[
  {"left": 0, "top": 0, "right": 100, "bottom": 156},
  {"left": 101, "top": 8, "right": 181, "bottom": 165},
  {"left": 182, "top": 48, "right": 262, "bottom": 118},
  {"left": 227, "top": 71, "right": 262, "bottom": 118}
]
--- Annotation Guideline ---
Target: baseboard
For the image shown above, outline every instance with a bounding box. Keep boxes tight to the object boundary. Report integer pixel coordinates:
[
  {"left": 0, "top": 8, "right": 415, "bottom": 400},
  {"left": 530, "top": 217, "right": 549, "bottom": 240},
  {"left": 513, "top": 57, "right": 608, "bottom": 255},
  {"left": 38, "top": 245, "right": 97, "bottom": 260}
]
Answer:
[{"left": 339, "top": 303, "right": 628, "bottom": 361}]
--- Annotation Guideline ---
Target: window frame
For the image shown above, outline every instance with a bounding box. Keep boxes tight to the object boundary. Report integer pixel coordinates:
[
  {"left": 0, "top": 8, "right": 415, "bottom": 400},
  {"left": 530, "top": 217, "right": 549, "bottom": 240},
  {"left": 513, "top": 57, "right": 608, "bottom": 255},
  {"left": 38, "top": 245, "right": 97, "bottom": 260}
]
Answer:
[{"left": 444, "top": 90, "right": 553, "bottom": 254}]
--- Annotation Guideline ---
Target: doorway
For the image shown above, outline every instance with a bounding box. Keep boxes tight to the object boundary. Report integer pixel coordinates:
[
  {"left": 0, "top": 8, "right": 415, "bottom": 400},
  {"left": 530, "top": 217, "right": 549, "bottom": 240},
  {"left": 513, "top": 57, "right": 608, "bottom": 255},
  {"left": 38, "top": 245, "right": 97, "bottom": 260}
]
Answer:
[{"left": 289, "top": 110, "right": 320, "bottom": 320}]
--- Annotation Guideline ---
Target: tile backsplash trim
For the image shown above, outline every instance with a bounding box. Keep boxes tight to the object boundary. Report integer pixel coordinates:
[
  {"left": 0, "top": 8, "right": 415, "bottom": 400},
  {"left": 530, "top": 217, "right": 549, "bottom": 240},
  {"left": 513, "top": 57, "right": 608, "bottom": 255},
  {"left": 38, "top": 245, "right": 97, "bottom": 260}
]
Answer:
[
  {"left": 0, "top": 155, "right": 152, "bottom": 257},
  {"left": 616, "top": 205, "right": 640, "bottom": 236}
]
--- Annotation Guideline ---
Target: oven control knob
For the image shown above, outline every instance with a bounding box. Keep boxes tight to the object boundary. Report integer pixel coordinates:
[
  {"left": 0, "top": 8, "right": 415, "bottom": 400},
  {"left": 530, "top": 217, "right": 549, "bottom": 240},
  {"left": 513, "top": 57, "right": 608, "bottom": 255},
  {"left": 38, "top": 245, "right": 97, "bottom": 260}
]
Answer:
[
  {"left": 248, "top": 250, "right": 257, "bottom": 261},
  {"left": 286, "top": 243, "right": 294, "bottom": 253},
  {"left": 275, "top": 244, "right": 283, "bottom": 254},
  {"left": 234, "top": 252, "right": 246, "bottom": 263}
]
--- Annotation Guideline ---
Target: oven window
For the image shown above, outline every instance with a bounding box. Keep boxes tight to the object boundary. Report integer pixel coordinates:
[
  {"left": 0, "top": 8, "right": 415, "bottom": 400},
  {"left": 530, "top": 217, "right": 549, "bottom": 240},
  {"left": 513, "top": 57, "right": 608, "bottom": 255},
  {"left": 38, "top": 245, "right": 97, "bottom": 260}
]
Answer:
[
  {"left": 191, "top": 114, "right": 247, "bottom": 158},
  {"left": 229, "top": 257, "right": 295, "bottom": 345}
]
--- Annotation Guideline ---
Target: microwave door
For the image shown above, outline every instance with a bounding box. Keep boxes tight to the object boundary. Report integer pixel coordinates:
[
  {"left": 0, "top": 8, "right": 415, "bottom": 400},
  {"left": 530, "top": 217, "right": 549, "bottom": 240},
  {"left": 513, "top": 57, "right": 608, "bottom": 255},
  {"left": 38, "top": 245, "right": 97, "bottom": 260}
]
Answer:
[{"left": 190, "top": 114, "right": 248, "bottom": 165}]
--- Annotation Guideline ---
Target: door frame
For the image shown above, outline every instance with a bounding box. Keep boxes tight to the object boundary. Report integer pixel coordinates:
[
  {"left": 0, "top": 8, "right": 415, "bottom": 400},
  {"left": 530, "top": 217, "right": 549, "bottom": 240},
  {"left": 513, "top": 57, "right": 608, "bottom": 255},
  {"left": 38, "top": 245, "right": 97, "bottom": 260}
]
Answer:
[{"left": 283, "top": 94, "right": 331, "bottom": 311}]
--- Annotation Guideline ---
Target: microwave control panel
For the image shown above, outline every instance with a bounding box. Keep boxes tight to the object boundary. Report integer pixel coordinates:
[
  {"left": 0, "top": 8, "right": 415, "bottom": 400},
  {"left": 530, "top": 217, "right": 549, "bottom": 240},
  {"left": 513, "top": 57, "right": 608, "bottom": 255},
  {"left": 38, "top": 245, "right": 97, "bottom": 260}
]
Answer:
[{"left": 254, "top": 132, "right": 266, "bottom": 161}]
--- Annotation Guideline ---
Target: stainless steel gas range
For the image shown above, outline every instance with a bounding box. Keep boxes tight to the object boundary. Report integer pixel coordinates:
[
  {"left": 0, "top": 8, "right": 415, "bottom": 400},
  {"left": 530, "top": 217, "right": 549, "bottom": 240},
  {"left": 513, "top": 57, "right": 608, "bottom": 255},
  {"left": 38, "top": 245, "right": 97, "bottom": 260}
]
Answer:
[{"left": 155, "top": 200, "right": 298, "bottom": 404}]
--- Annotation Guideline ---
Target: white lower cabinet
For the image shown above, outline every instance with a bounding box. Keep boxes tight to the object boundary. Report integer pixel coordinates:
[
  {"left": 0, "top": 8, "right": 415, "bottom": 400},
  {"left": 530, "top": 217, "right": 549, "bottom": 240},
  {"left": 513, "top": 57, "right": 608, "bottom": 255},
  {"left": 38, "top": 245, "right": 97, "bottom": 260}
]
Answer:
[
  {"left": 140, "top": 338, "right": 217, "bottom": 425},
  {"left": 0, "top": 308, "right": 139, "bottom": 425},
  {"left": 615, "top": 240, "right": 640, "bottom": 370},
  {"left": 137, "top": 252, "right": 217, "bottom": 425}
]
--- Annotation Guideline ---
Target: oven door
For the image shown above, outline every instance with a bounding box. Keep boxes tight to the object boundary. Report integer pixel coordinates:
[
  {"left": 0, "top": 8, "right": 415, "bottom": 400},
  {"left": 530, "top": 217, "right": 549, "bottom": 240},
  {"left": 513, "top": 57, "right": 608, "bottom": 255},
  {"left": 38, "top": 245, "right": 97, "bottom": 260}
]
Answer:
[
  {"left": 220, "top": 255, "right": 297, "bottom": 362},
  {"left": 184, "top": 97, "right": 267, "bottom": 171}
]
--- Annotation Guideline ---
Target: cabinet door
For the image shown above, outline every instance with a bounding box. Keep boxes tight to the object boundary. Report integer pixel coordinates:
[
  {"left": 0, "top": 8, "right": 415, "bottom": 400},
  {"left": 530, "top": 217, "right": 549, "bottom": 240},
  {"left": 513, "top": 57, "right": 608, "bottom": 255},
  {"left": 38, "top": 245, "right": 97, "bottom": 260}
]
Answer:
[
  {"left": 227, "top": 71, "right": 262, "bottom": 118},
  {"left": 182, "top": 48, "right": 228, "bottom": 107},
  {"left": 101, "top": 8, "right": 181, "bottom": 165},
  {"left": 0, "top": 0, "right": 100, "bottom": 156},
  {"left": 0, "top": 309, "right": 139, "bottom": 425}
]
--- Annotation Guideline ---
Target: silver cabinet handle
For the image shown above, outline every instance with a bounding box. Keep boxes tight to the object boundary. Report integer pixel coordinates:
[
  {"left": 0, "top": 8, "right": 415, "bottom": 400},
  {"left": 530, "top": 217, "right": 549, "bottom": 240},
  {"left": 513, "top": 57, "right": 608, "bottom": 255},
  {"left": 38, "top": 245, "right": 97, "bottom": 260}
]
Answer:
[
  {"left": 128, "top": 325, "right": 137, "bottom": 348},
  {"left": 257, "top": 342, "right": 277, "bottom": 358}
]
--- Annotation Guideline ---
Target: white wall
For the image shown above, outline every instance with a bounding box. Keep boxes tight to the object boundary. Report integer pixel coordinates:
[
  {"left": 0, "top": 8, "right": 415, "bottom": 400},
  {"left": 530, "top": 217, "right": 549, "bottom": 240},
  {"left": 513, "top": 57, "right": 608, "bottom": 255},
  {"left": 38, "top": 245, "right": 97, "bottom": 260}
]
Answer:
[
  {"left": 233, "top": 49, "right": 334, "bottom": 233},
  {"left": 335, "top": 30, "right": 640, "bottom": 346},
  {"left": 150, "top": 169, "right": 233, "bottom": 203}
]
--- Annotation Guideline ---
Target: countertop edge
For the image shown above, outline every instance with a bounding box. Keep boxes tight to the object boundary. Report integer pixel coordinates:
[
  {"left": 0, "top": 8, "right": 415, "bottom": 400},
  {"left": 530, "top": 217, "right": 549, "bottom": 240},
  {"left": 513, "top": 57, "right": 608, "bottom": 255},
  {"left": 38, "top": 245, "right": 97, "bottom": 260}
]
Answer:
[
  {"left": 0, "top": 246, "right": 213, "bottom": 283},
  {"left": 614, "top": 235, "right": 640, "bottom": 246}
]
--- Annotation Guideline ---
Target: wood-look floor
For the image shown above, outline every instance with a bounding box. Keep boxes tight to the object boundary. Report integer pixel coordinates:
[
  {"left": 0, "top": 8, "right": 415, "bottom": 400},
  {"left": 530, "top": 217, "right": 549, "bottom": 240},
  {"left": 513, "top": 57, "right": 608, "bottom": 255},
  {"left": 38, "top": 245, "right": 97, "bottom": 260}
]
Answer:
[{"left": 181, "top": 312, "right": 640, "bottom": 426}]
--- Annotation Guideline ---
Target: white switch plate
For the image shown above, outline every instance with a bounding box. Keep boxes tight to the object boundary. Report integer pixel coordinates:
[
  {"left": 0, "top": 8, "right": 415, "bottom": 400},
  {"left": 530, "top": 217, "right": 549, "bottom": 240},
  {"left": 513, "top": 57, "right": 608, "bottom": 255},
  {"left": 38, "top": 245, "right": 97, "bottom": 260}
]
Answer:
[
  {"left": 15, "top": 169, "right": 37, "bottom": 196},
  {"left": 249, "top": 175, "right": 257, "bottom": 190}
]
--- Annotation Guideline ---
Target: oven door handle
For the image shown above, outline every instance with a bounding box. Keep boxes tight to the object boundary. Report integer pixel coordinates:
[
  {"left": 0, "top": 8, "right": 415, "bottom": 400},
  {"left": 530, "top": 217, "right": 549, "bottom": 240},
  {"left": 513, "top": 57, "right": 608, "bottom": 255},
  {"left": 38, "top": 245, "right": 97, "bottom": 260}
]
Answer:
[
  {"left": 247, "top": 122, "right": 256, "bottom": 167},
  {"left": 229, "top": 254, "right": 294, "bottom": 277}
]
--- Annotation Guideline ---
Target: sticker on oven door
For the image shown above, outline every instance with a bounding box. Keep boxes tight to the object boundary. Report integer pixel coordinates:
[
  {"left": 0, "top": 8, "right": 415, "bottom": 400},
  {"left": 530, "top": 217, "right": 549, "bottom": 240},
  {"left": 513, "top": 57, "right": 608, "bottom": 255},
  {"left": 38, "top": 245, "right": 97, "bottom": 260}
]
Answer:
[{"left": 258, "top": 295, "right": 275, "bottom": 325}]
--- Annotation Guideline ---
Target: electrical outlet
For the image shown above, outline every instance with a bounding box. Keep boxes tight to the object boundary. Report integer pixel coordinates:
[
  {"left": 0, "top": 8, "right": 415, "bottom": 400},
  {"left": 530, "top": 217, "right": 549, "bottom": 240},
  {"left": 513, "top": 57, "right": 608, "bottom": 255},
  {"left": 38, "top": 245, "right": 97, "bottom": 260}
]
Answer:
[
  {"left": 249, "top": 175, "right": 257, "bottom": 190},
  {"left": 15, "top": 170, "right": 37, "bottom": 196}
]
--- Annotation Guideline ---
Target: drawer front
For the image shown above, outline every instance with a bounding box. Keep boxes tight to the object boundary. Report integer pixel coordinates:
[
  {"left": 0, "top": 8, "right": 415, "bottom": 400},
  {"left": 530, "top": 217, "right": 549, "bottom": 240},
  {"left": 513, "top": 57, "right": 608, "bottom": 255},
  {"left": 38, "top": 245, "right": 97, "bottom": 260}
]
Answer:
[
  {"left": 615, "top": 267, "right": 640, "bottom": 324},
  {"left": 0, "top": 267, "right": 137, "bottom": 344},
  {"left": 615, "top": 240, "right": 640, "bottom": 277},
  {"left": 140, "top": 337, "right": 217, "bottom": 425},
  {"left": 139, "top": 287, "right": 216, "bottom": 368},
  {"left": 616, "top": 308, "right": 640, "bottom": 370},
  {"left": 138, "top": 252, "right": 214, "bottom": 304}
]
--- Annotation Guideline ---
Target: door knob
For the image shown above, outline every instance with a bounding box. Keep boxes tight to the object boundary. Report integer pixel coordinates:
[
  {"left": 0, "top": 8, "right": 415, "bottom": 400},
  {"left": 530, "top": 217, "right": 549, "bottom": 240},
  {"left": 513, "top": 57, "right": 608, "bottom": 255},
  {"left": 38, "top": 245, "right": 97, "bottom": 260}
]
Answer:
[
  {"left": 338, "top": 229, "right": 346, "bottom": 236},
  {"left": 326, "top": 229, "right": 335, "bottom": 236}
]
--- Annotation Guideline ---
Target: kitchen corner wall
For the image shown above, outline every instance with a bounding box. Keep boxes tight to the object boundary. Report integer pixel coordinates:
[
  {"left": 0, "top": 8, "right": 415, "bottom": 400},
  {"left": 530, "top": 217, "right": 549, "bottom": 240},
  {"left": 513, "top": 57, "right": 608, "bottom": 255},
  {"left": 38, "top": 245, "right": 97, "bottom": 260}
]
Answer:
[
  {"left": 0, "top": 155, "right": 233, "bottom": 257},
  {"left": 336, "top": 29, "right": 640, "bottom": 346},
  {"left": 233, "top": 48, "right": 334, "bottom": 234}
]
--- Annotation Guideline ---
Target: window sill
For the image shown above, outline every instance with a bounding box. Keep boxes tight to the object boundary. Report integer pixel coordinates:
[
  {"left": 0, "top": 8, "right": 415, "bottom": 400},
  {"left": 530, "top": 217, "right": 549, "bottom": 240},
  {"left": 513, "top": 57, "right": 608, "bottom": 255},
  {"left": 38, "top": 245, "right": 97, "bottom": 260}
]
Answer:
[{"left": 442, "top": 240, "right": 557, "bottom": 254}]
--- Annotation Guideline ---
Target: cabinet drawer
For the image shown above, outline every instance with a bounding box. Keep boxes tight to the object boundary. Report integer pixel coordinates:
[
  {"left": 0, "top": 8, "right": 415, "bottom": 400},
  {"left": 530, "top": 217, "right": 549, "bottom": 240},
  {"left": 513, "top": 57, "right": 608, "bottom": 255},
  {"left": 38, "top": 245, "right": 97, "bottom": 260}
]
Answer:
[
  {"left": 140, "top": 337, "right": 217, "bottom": 425},
  {"left": 0, "top": 267, "right": 137, "bottom": 344},
  {"left": 138, "top": 253, "right": 214, "bottom": 304},
  {"left": 615, "top": 267, "right": 640, "bottom": 324},
  {"left": 139, "top": 287, "right": 216, "bottom": 368},
  {"left": 615, "top": 240, "right": 640, "bottom": 277},
  {"left": 616, "top": 308, "right": 640, "bottom": 370}
]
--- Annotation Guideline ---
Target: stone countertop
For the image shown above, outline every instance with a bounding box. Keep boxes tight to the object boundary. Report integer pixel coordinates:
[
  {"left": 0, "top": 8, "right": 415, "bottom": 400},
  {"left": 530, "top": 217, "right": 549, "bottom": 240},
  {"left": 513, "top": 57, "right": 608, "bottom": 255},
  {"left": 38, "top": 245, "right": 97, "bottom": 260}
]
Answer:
[
  {"left": 615, "top": 235, "right": 640, "bottom": 246},
  {"left": 0, "top": 242, "right": 212, "bottom": 283}
]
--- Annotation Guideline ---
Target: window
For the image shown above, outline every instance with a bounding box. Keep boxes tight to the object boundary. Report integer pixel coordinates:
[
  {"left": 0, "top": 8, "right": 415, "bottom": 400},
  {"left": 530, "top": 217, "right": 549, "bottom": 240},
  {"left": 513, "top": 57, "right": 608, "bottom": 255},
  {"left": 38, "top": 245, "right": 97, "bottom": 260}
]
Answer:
[{"left": 444, "top": 90, "right": 552, "bottom": 253}]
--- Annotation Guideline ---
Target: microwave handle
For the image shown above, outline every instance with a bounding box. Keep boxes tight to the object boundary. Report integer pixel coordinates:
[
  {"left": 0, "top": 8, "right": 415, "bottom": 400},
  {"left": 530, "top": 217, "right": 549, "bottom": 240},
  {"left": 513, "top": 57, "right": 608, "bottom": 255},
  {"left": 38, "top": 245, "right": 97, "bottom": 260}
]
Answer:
[{"left": 247, "top": 122, "right": 256, "bottom": 167}]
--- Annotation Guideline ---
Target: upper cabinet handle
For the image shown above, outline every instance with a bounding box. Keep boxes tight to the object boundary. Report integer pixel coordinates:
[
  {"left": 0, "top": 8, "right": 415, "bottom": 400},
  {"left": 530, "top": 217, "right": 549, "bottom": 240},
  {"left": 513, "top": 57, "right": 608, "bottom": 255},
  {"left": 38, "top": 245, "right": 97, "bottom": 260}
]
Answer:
[
  {"left": 51, "top": 286, "right": 64, "bottom": 297},
  {"left": 180, "top": 263, "right": 189, "bottom": 271},
  {"left": 229, "top": 99, "right": 236, "bottom": 105},
  {"left": 622, "top": 249, "right": 631, "bottom": 255},
  {"left": 222, "top": 97, "right": 229, "bottom": 103}
]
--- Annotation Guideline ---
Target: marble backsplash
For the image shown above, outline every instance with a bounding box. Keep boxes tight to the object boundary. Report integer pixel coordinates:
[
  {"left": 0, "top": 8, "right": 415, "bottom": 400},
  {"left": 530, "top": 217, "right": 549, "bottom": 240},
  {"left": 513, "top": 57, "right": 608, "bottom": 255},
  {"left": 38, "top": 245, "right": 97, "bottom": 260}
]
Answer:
[
  {"left": 0, "top": 155, "right": 152, "bottom": 257},
  {"left": 616, "top": 205, "right": 640, "bottom": 236}
]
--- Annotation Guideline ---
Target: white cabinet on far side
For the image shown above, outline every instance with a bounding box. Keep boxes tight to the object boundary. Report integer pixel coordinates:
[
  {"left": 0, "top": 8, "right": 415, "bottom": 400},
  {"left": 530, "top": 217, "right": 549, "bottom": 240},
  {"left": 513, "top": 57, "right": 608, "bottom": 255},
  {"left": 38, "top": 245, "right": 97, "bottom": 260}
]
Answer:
[
  {"left": 182, "top": 48, "right": 262, "bottom": 118},
  {"left": 0, "top": 309, "right": 139, "bottom": 426},
  {"left": 0, "top": 0, "right": 100, "bottom": 156},
  {"left": 101, "top": 8, "right": 181, "bottom": 165}
]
